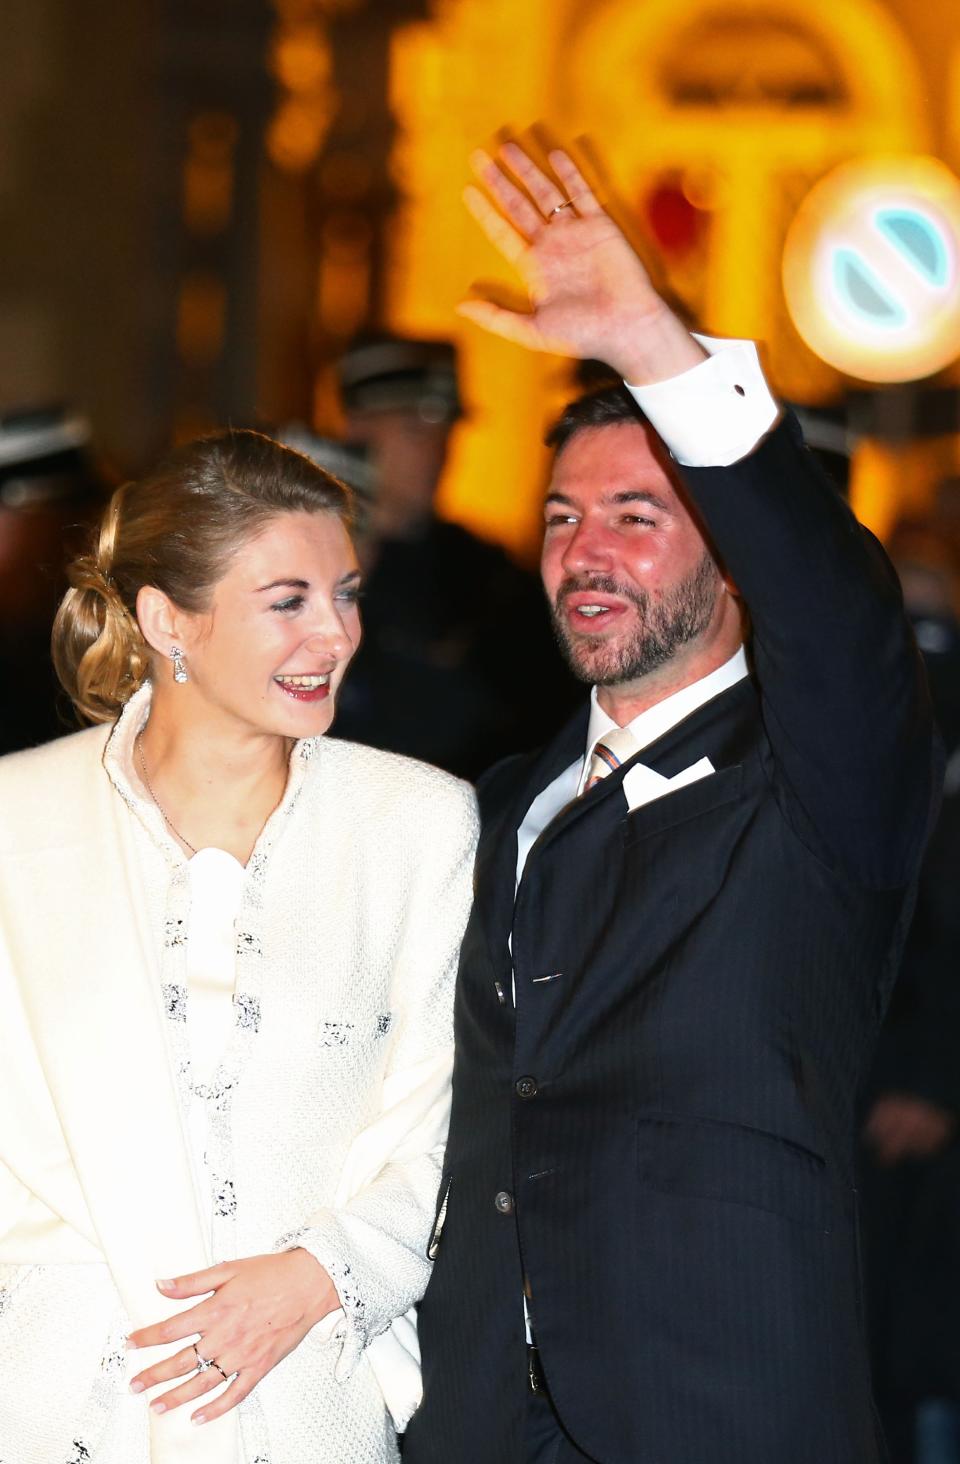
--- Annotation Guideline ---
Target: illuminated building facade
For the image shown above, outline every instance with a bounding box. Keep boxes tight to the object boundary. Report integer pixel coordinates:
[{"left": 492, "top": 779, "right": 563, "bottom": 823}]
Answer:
[{"left": 385, "top": 0, "right": 960, "bottom": 547}]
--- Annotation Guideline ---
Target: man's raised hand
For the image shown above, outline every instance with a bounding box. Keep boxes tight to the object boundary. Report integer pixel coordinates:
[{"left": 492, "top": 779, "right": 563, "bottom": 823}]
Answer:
[{"left": 458, "top": 141, "right": 705, "bottom": 385}]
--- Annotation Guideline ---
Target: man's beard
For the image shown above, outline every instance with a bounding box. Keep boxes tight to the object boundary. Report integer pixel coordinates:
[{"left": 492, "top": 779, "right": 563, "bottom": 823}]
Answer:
[{"left": 550, "top": 551, "right": 722, "bottom": 686}]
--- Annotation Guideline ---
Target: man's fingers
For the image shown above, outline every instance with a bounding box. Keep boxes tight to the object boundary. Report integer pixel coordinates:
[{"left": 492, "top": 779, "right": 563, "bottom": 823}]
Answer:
[
  {"left": 548, "top": 150, "right": 603, "bottom": 216},
  {"left": 455, "top": 298, "right": 541, "bottom": 348},
  {"left": 499, "top": 142, "right": 567, "bottom": 217},
  {"left": 469, "top": 151, "right": 542, "bottom": 239},
  {"left": 457, "top": 299, "right": 579, "bottom": 359},
  {"left": 462, "top": 187, "right": 529, "bottom": 267}
]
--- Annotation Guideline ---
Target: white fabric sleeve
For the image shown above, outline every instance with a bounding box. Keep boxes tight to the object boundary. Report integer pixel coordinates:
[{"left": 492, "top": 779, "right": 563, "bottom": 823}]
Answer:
[
  {"left": 624, "top": 334, "right": 780, "bottom": 467},
  {"left": 274, "top": 782, "right": 479, "bottom": 1390}
]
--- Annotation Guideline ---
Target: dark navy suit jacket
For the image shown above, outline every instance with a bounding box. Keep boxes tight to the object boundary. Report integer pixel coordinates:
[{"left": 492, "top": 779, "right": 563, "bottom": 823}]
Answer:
[{"left": 404, "top": 417, "right": 939, "bottom": 1464}]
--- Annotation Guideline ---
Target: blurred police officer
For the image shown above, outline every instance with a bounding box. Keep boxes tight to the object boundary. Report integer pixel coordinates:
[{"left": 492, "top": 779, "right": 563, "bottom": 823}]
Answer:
[
  {"left": 0, "top": 407, "right": 105, "bottom": 752},
  {"left": 330, "top": 334, "right": 575, "bottom": 779}
]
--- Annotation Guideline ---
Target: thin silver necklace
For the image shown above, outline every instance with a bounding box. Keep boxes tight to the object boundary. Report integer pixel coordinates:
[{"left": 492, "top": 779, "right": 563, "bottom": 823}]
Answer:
[{"left": 136, "top": 734, "right": 198, "bottom": 855}]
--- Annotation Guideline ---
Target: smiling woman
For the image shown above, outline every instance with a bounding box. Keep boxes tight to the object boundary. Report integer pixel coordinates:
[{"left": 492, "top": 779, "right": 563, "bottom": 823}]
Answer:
[
  {"left": 53, "top": 431, "right": 356, "bottom": 728},
  {"left": 0, "top": 429, "right": 478, "bottom": 1464}
]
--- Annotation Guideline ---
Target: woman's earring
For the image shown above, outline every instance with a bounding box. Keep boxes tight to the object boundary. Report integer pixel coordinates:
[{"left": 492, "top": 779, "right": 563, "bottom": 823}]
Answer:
[{"left": 170, "top": 645, "right": 188, "bottom": 684}]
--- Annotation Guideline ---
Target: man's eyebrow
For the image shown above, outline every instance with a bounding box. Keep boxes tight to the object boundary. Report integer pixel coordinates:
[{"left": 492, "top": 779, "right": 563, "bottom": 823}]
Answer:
[
  {"left": 543, "top": 489, "right": 671, "bottom": 511},
  {"left": 610, "top": 489, "right": 671, "bottom": 511}
]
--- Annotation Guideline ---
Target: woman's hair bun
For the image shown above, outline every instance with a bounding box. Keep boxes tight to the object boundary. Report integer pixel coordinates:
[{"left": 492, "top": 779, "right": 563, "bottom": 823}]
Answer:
[{"left": 51, "top": 484, "right": 150, "bottom": 725}]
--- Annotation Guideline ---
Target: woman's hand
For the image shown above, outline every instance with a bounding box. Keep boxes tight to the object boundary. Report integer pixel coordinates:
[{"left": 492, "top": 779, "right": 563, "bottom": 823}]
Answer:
[
  {"left": 127, "top": 1248, "right": 339, "bottom": 1425},
  {"left": 459, "top": 141, "right": 706, "bottom": 385}
]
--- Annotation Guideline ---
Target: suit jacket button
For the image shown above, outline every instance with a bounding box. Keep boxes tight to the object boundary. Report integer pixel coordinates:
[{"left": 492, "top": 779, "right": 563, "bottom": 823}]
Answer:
[
  {"left": 516, "top": 1075, "right": 538, "bottom": 1099},
  {"left": 494, "top": 1190, "right": 514, "bottom": 1214}
]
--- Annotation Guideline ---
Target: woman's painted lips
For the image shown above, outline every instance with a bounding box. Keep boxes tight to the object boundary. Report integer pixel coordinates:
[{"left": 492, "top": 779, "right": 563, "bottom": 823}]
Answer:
[{"left": 274, "top": 673, "right": 331, "bottom": 702}]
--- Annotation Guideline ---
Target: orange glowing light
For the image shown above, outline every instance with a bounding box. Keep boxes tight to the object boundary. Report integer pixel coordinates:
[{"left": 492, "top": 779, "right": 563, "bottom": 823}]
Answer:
[
  {"left": 176, "top": 273, "right": 227, "bottom": 368},
  {"left": 270, "top": 25, "right": 332, "bottom": 92},
  {"left": 266, "top": 97, "right": 334, "bottom": 172}
]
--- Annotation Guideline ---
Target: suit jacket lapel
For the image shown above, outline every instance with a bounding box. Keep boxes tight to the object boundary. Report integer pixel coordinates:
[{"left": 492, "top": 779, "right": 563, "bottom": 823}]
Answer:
[
  {"left": 636, "top": 674, "right": 758, "bottom": 779},
  {"left": 473, "top": 704, "right": 590, "bottom": 958},
  {"left": 524, "top": 675, "right": 760, "bottom": 860}
]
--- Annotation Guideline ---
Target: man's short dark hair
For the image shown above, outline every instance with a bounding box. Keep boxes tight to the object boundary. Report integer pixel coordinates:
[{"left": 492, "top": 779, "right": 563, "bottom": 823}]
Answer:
[{"left": 545, "top": 384, "right": 650, "bottom": 457}]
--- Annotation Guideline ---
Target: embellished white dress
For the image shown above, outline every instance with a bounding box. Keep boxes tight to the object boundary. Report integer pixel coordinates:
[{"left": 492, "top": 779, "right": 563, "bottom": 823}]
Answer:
[{"left": 0, "top": 685, "right": 479, "bottom": 1464}]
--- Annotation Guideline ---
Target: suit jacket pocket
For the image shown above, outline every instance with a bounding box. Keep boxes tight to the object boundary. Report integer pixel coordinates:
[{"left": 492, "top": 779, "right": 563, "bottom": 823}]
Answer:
[
  {"left": 622, "top": 763, "right": 743, "bottom": 847},
  {"left": 637, "top": 1113, "right": 835, "bottom": 1230}
]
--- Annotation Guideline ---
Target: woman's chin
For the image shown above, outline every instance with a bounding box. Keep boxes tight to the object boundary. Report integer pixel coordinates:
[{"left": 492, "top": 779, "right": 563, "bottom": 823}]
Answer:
[
  {"left": 281, "top": 702, "right": 337, "bottom": 740},
  {"left": 254, "top": 687, "right": 338, "bottom": 741}
]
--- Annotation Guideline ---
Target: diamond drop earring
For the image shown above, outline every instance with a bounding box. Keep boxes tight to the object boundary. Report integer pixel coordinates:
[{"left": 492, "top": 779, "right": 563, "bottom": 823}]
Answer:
[{"left": 170, "top": 645, "right": 188, "bottom": 684}]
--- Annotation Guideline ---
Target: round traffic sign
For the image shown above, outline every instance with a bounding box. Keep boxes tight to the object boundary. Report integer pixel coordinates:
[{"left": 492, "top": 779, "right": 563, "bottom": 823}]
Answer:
[{"left": 782, "top": 156, "right": 960, "bottom": 383}]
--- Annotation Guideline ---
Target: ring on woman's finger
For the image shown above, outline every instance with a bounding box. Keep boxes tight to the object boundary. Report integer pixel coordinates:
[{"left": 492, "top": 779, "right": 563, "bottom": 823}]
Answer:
[
  {"left": 547, "top": 199, "right": 576, "bottom": 220},
  {"left": 193, "top": 1342, "right": 230, "bottom": 1382}
]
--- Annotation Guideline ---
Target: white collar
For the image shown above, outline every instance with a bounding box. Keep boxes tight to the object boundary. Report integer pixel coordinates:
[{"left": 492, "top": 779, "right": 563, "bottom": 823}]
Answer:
[
  {"left": 102, "top": 681, "right": 321, "bottom": 865},
  {"left": 584, "top": 645, "right": 748, "bottom": 773}
]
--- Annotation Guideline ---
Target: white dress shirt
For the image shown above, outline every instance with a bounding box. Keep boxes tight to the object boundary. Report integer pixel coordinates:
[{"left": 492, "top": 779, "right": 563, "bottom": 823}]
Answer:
[
  {"left": 515, "top": 647, "right": 749, "bottom": 886},
  {"left": 186, "top": 848, "right": 245, "bottom": 1086},
  {"left": 626, "top": 332, "right": 779, "bottom": 466}
]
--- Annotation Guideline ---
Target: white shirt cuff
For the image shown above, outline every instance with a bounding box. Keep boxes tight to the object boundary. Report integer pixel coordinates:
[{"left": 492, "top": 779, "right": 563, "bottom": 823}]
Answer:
[{"left": 624, "top": 334, "right": 780, "bottom": 467}]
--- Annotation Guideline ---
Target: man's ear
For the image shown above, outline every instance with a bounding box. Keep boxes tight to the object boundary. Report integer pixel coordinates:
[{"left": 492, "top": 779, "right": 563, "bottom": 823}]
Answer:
[
  {"left": 136, "top": 585, "right": 185, "bottom": 657},
  {"left": 722, "top": 572, "right": 741, "bottom": 597}
]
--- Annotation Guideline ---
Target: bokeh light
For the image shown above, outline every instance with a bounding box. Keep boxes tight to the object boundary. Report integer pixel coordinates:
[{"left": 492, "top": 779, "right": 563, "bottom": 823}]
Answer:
[{"left": 783, "top": 155, "right": 960, "bottom": 383}]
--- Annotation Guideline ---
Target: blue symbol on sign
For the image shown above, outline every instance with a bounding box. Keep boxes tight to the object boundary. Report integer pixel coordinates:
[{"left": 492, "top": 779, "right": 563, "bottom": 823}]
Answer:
[
  {"left": 833, "top": 248, "right": 906, "bottom": 327},
  {"left": 832, "top": 209, "right": 952, "bottom": 329},
  {"left": 875, "top": 209, "right": 949, "bottom": 286}
]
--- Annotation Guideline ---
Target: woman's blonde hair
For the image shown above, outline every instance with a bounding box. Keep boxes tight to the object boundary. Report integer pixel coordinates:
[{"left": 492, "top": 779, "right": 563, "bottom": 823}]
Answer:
[{"left": 52, "top": 428, "right": 352, "bottom": 725}]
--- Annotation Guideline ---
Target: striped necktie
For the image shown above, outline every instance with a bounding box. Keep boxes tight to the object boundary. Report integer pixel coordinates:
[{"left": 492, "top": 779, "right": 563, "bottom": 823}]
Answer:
[{"left": 581, "top": 725, "right": 639, "bottom": 794}]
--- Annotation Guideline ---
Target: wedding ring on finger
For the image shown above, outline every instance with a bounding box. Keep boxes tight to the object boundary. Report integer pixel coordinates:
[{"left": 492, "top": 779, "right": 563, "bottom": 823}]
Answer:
[
  {"left": 548, "top": 198, "right": 576, "bottom": 219},
  {"left": 193, "top": 1342, "right": 229, "bottom": 1382}
]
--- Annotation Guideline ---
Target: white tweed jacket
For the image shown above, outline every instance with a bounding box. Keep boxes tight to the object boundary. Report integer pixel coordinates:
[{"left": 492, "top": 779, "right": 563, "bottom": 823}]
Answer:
[{"left": 0, "top": 691, "right": 478, "bottom": 1464}]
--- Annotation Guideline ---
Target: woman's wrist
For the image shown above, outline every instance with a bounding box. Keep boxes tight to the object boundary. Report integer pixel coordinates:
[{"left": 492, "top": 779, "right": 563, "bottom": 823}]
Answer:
[{"left": 288, "top": 1246, "right": 340, "bottom": 1326}]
